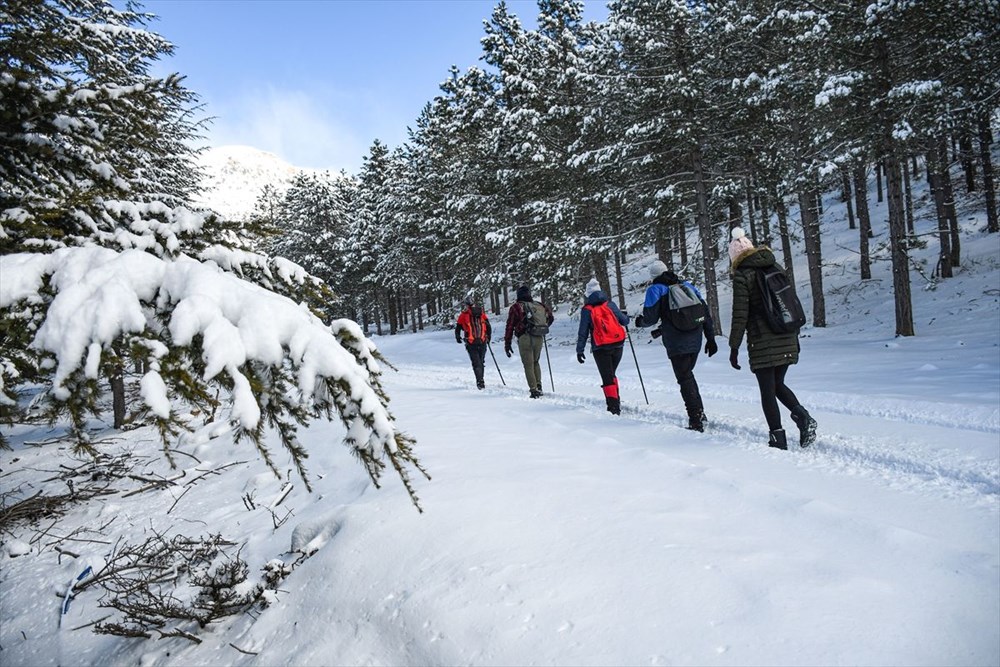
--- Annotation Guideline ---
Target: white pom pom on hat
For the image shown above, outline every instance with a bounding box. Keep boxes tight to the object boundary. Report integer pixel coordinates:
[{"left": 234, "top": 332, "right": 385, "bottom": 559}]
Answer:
[
  {"left": 728, "top": 226, "right": 756, "bottom": 269},
  {"left": 648, "top": 259, "right": 668, "bottom": 279},
  {"left": 585, "top": 277, "right": 601, "bottom": 297}
]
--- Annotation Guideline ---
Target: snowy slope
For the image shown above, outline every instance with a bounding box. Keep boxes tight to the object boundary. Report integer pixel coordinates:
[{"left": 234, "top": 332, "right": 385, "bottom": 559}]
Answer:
[
  {"left": 194, "top": 145, "right": 308, "bottom": 221},
  {"left": 1, "top": 173, "right": 998, "bottom": 667}
]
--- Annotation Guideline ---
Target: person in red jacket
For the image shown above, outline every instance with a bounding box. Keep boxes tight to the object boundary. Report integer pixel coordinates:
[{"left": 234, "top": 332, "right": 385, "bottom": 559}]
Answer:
[
  {"left": 455, "top": 296, "right": 492, "bottom": 390},
  {"left": 576, "top": 278, "right": 630, "bottom": 415}
]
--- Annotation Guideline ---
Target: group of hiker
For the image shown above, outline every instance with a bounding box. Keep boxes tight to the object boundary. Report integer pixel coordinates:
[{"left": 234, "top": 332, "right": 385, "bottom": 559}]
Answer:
[{"left": 453, "top": 228, "right": 818, "bottom": 450}]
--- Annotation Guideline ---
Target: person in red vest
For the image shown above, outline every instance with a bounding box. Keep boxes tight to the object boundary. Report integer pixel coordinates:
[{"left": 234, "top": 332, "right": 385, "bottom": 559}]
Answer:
[
  {"left": 455, "top": 296, "right": 492, "bottom": 390},
  {"left": 576, "top": 278, "right": 630, "bottom": 415}
]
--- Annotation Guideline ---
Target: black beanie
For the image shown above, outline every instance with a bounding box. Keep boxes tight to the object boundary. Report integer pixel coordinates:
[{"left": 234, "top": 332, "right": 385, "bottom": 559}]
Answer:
[{"left": 516, "top": 285, "right": 532, "bottom": 301}]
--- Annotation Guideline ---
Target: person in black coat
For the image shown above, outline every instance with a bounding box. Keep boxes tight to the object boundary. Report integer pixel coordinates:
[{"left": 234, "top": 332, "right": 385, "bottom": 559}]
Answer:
[{"left": 634, "top": 260, "right": 718, "bottom": 431}]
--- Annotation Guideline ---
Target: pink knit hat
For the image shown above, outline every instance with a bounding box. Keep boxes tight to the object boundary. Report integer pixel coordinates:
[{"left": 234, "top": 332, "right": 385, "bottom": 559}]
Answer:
[{"left": 728, "top": 227, "right": 755, "bottom": 270}]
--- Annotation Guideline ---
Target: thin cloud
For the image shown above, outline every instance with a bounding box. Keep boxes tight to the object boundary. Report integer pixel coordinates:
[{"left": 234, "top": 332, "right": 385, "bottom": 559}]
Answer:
[{"left": 204, "top": 86, "right": 395, "bottom": 173}]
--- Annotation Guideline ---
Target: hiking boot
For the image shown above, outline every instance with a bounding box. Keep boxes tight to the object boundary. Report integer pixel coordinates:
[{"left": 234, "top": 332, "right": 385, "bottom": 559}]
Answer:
[
  {"left": 605, "top": 396, "right": 621, "bottom": 415},
  {"left": 477, "top": 380, "right": 485, "bottom": 390},
  {"left": 768, "top": 429, "right": 788, "bottom": 450},
  {"left": 686, "top": 411, "right": 705, "bottom": 432},
  {"left": 790, "top": 405, "right": 817, "bottom": 448},
  {"left": 529, "top": 389, "right": 542, "bottom": 399}
]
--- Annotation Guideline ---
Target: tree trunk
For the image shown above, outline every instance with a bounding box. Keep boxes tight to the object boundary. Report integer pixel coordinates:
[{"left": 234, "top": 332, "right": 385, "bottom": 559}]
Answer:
[
  {"left": 613, "top": 243, "right": 626, "bottom": 307},
  {"left": 591, "top": 253, "right": 611, "bottom": 298},
  {"left": 927, "top": 142, "right": 952, "bottom": 278},
  {"left": 387, "top": 289, "right": 398, "bottom": 335},
  {"left": 797, "top": 185, "right": 826, "bottom": 328},
  {"left": 853, "top": 165, "right": 873, "bottom": 280},
  {"left": 978, "top": 113, "right": 999, "bottom": 233},
  {"left": 677, "top": 218, "right": 688, "bottom": 270},
  {"left": 745, "top": 177, "right": 758, "bottom": 245},
  {"left": 841, "top": 169, "right": 856, "bottom": 230},
  {"left": 655, "top": 216, "right": 672, "bottom": 268},
  {"left": 876, "top": 161, "right": 884, "bottom": 202},
  {"left": 691, "top": 147, "right": 720, "bottom": 327},
  {"left": 885, "top": 155, "right": 915, "bottom": 336},
  {"left": 773, "top": 187, "right": 795, "bottom": 287},
  {"left": 903, "top": 157, "right": 915, "bottom": 234},
  {"left": 959, "top": 130, "right": 977, "bottom": 193},
  {"left": 109, "top": 348, "right": 126, "bottom": 429},
  {"left": 936, "top": 137, "right": 961, "bottom": 268},
  {"left": 759, "top": 189, "right": 772, "bottom": 245}
]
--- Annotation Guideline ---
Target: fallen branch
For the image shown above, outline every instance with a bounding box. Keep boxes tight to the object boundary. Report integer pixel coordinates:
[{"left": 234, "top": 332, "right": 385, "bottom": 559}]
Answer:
[{"left": 229, "top": 642, "right": 259, "bottom": 656}]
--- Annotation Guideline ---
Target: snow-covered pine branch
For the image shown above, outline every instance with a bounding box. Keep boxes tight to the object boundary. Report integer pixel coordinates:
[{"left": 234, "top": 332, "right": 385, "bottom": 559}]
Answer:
[{"left": 0, "top": 246, "right": 426, "bottom": 507}]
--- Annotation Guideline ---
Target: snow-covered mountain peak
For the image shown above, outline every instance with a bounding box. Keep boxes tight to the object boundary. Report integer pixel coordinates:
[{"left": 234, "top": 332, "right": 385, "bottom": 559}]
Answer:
[{"left": 195, "top": 145, "right": 311, "bottom": 221}]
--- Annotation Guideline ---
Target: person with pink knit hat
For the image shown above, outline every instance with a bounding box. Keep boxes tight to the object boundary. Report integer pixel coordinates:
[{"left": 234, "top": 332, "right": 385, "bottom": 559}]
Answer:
[{"left": 727, "top": 228, "right": 817, "bottom": 449}]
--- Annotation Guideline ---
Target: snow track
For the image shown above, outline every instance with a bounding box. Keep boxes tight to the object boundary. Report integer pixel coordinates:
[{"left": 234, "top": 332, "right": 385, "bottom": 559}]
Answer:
[{"left": 389, "top": 359, "right": 1000, "bottom": 511}]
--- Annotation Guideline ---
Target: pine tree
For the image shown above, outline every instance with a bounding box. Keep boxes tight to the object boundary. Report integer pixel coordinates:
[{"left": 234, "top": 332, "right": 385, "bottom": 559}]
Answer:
[{"left": 0, "top": 0, "right": 426, "bottom": 506}]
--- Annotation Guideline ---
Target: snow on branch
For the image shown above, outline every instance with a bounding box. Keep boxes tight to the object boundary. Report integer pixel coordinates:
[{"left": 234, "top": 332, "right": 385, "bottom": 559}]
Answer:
[{"left": 0, "top": 247, "right": 424, "bottom": 504}]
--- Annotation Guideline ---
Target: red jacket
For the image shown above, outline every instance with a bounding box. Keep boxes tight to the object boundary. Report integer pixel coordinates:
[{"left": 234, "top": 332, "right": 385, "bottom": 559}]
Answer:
[{"left": 455, "top": 306, "right": 492, "bottom": 344}]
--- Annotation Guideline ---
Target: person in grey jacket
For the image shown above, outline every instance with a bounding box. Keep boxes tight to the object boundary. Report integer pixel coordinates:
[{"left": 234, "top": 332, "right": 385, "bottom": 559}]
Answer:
[
  {"left": 727, "top": 227, "right": 817, "bottom": 449},
  {"left": 634, "top": 260, "right": 718, "bottom": 431},
  {"left": 576, "top": 278, "right": 630, "bottom": 415}
]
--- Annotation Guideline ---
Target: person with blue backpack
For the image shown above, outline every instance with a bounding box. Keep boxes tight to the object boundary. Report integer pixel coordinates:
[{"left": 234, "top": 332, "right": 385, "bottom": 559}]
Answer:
[
  {"left": 576, "top": 278, "right": 630, "bottom": 415},
  {"left": 634, "top": 260, "right": 718, "bottom": 431}
]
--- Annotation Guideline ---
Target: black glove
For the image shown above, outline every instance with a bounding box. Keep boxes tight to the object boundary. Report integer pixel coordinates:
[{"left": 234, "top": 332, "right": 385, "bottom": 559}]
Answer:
[
  {"left": 729, "top": 348, "right": 741, "bottom": 370},
  {"left": 705, "top": 338, "right": 718, "bottom": 357},
  {"left": 577, "top": 352, "right": 585, "bottom": 364},
  {"left": 504, "top": 344, "right": 512, "bottom": 358},
  {"left": 455, "top": 335, "right": 462, "bottom": 344},
  {"left": 650, "top": 327, "right": 662, "bottom": 339},
  {"left": 634, "top": 314, "right": 645, "bottom": 328}
]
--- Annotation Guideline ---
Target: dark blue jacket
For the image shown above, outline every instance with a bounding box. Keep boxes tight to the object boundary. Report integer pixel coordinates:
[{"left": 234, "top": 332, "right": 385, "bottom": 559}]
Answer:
[
  {"left": 576, "top": 290, "right": 630, "bottom": 355},
  {"left": 638, "top": 276, "right": 714, "bottom": 358}
]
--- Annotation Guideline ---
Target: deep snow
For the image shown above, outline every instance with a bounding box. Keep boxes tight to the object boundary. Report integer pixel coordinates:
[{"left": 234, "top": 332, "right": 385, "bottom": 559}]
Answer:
[{"left": 1, "top": 184, "right": 999, "bottom": 667}]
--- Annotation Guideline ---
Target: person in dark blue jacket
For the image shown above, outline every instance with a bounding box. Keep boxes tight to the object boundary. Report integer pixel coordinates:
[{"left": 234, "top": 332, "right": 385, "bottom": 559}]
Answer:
[
  {"left": 634, "top": 261, "right": 719, "bottom": 431},
  {"left": 576, "top": 278, "right": 630, "bottom": 415}
]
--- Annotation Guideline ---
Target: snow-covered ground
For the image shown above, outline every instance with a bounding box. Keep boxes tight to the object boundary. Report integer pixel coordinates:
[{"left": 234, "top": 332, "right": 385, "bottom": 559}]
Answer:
[{"left": 2, "top": 185, "right": 998, "bottom": 666}]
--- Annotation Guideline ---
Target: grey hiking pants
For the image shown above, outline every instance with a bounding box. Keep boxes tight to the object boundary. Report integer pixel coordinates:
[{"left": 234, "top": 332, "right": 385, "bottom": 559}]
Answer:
[{"left": 517, "top": 333, "right": 545, "bottom": 392}]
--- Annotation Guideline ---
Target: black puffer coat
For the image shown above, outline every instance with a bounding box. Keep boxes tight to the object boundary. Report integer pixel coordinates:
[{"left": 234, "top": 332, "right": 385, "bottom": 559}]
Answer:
[{"left": 729, "top": 248, "right": 799, "bottom": 371}]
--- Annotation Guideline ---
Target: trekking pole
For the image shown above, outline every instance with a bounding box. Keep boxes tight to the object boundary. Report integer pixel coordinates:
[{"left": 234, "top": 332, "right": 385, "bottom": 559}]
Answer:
[
  {"left": 542, "top": 335, "right": 555, "bottom": 392},
  {"left": 626, "top": 328, "right": 649, "bottom": 404},
  {"left": 487, "top": 342, "right": 506, "bottom": 385}
]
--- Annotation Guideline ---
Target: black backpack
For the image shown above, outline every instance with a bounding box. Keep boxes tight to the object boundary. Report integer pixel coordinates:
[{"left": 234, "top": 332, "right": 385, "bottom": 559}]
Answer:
[
  {"left": 522, "top": 301, "right": 550, "bottom": 337},
  {"left": 666, "top": 283, "right": 707, "bottom": 331},
  {"left": 755, "top": 267, "right": 806, "bottom": 334}
]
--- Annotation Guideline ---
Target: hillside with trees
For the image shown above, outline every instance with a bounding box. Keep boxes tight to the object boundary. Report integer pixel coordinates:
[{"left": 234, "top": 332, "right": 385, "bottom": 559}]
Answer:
[{"left": 258, "top": 0, "right": 998, "bottom": 339}]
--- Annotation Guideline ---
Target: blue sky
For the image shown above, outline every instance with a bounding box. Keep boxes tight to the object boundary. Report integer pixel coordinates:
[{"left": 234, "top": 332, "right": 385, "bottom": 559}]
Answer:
[{"left": 146, "top": 0, "right": 608, "bottom": 173}]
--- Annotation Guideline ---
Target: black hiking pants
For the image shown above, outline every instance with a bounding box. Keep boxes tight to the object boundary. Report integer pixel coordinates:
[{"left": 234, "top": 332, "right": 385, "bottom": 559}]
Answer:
[
  {"left": 465, "top": 343, "right": 487, "bottom": 385},
  {"left": 669, "top": 352, "right": 704, "bottom": 417},
  {"left": 753, "top": 364, "right": 800, "bottom": 431},
  {"left": 593, "top": 346, "right": 624, "bottom": 387}
]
